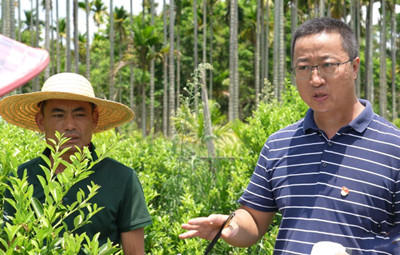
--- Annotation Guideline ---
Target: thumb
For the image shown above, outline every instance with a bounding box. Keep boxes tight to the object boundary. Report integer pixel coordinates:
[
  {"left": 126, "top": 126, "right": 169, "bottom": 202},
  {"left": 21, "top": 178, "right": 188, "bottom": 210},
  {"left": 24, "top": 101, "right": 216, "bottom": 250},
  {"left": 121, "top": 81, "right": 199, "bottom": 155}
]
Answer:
[{"left": 221, "top": 220, "right": 238, "bottom": 239}]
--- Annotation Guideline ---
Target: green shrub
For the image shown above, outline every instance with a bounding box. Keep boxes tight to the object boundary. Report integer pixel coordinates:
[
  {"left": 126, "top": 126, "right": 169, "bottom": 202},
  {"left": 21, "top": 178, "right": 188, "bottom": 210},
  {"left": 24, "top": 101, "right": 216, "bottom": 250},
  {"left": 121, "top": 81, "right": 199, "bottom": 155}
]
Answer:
[
  {"left": 233, "top": 83, "right": 308, "bottom": 168},
  {"left": 0, "top": 84, "right": 307, "bottom": 254},
  {"left": 0, "top": 131, "right": 119, "bottom": 254}
]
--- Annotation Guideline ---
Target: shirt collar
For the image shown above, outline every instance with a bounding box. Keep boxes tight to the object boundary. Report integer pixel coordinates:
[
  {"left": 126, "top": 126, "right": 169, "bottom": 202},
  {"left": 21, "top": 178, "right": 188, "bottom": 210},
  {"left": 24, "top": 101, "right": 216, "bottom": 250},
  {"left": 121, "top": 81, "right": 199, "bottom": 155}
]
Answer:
[{"left": 303, "top": 99, "right": 374, "bottom": 134}]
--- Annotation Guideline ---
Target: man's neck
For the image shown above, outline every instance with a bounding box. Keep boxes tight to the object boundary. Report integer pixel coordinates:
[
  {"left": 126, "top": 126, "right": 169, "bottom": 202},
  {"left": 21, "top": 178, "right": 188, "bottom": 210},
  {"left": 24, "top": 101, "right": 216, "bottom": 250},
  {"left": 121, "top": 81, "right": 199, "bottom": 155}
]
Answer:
[{"left": 314, "top": 100, "right": 365, "bottom": 139}]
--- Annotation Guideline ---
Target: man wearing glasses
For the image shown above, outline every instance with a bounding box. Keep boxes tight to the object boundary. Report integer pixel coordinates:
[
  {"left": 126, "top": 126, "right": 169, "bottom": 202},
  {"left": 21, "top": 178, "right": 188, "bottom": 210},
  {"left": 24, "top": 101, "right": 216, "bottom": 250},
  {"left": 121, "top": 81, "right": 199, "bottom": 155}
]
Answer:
[{"left": 180, "top": 17, "right": 400, "bottom": 254}]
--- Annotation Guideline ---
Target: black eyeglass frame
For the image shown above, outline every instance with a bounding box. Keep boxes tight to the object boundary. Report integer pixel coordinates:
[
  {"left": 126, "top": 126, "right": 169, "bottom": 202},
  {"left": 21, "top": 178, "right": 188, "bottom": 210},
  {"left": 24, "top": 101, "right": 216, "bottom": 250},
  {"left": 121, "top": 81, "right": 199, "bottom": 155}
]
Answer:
[{"left": 291, "top": 59, "right": 354, "bottom": 80}]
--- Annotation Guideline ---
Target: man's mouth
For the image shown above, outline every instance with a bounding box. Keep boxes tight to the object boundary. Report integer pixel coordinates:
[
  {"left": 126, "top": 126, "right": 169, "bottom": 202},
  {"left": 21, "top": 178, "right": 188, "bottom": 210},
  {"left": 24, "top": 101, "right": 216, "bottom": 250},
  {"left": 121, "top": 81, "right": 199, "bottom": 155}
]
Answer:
[
  {"left": 313, "top": 93, "right": 327, "bottom": 99},
  {"left": 64, "top": 134, "right": 80, "bottom": 141}
]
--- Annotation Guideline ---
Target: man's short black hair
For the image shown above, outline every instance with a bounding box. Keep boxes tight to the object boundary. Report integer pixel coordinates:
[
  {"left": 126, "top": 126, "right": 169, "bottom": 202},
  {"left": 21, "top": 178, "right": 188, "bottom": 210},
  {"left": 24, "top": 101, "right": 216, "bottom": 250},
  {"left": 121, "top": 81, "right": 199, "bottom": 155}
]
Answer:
[{"left": 291, "top": 17, "right": 358, "bottom": 61}]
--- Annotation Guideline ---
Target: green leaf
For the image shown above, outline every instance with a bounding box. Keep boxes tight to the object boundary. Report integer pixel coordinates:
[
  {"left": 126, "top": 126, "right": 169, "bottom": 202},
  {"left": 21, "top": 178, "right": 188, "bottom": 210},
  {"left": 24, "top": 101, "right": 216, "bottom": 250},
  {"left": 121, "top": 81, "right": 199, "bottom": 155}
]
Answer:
[
  {"left": 3, "top": 223, "right": 22, "bottom": 242},
  {"left": 73, "top": 214, "right": 83, "bottom": 228},
  {"left": 30, "top": 197, "right": 43, "bottom": 218}
]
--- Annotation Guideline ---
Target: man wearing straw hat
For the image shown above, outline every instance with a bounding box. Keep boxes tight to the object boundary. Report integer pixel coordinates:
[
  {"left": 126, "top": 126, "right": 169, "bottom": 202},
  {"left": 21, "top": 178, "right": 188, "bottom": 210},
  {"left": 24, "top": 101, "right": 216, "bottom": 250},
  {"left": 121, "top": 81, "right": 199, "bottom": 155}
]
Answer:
[{"left": 0, "top": 72, "right": 152, "bottom": 254}]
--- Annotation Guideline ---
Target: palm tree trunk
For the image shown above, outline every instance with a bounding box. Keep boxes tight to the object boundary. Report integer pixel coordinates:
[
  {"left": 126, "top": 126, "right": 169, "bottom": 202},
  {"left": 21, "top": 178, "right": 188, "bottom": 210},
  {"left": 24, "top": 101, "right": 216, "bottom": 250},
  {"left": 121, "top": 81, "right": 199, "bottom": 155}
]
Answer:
[
  {"left": 264, "top": 0, "right": 270, "bottom": 86},
  {"left": 44, "top": 0, "right": 50, "bottom": 79},
  {"left": 233, "top": 0, "right": 239, "bottom": 120},
  {"left": 379, "top": 0, "right": 387, "bottom": 118},
  {"left": 193, "top": 0, "right": 199, "bottom": 115},
  {"left": 209, "top": 0, "right": 214, "bottom": 100},
  {"left": 141, "top": 2, "right": 146, "bottom": 136},
  {"left": 176, "top": 30, "right": 181, "bottom": 109},
  {"left": 260, "top": 0, "right": 265, "bottom": 89},
  {"left": 34, "top": 0, "right": 40, "bottom": 90},
  {"left": 355, "top": 0, "right": 360, "bottom": 96},
  {"left": 162, "top": 0, "right": 168, "bottom": 135},
  {"left": 129, "top": 0, "right": 135, "bottom": 118},
  {"left": 66, "top": 0, "right": 71, "bottom": 72},
  {"left": 109, "top": 0, "right": 115, "bottom": 100},
  {"left": 169, "top": 0, "right": 176, "bottom": 136},
  {"left": 30, "top": 0, "right": 34, "bottom": 46},
  {"left": 365, "top": 0, "right": 374, "bottom": 105},
  {"left": 73, "top": 0, "right": 79, "bottom": 73},
  {"left": 343, "top": 0, "right": 347, "bottom": 20},
  {"left": 56, "top": 0, "right": 60, "bottom": 73},
  {"left": 350, "top": 0, "right": 356, "bottom": 37},
  {"left": 229, "top": 0, "right": 239, "bottom": 121},
  {"left": 50, "top": 7, "right": 55, "bottom": 76},
  {"left": 255, "top": 0, "right": 261, "bottom": 106},
  {"left": 273, "top": 0, "right": 279, "bottom": 98},
  {"left": 17, "top": 0, "right": 22, "bottom": 93},
  {"left": 150, "top": 0, "right": 155, "bottom": 133},
  {"left": 85, "top": 0, "right": 91, "bottom": 79},
  {"left": 202, "top": 0, "right": 207, "bottom": 83},
  {"left": 11, "top": 0, "right": 15, "bottom": 38},
  {"left": 391, "top": 0, "right": 397, "bottom": 120},
  {"left": 0, "top": 0, "right": 8, "bottom": 35},
  {"left": 17, "top": 0, "right": 21, "bottom": 42},
  {"left": 350, "top": 0, "right": 361, "bottom": 96},
  {"left": 290, "top": 0, "right": 298, "bottom": 85},
  {"left": 1, "top": 0, "right": 14, "bottom": 38},
  {"left": 141, "top": 75, "right": 146, "bottom": 136},
  {"left": 278, "top": 0, "right": 285, "bottom": 100},
  {"left": 319, "top": 0, "right": 325, "bottom": 17}
]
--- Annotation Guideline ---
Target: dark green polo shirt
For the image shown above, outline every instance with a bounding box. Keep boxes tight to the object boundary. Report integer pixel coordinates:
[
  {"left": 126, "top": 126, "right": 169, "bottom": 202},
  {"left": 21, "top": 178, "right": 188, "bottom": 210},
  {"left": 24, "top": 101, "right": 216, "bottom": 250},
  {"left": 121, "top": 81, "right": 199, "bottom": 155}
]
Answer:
[{"left": 3, "top": 144, "right": 152, "bottom": 247}]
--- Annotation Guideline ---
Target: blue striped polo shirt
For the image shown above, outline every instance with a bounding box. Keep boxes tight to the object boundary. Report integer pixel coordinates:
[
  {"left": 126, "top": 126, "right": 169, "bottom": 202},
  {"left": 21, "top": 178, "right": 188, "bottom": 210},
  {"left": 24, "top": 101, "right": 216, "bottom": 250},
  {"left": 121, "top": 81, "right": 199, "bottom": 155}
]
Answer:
[{"left": 238, "top": 100, "right": 400, "bottom": 255}]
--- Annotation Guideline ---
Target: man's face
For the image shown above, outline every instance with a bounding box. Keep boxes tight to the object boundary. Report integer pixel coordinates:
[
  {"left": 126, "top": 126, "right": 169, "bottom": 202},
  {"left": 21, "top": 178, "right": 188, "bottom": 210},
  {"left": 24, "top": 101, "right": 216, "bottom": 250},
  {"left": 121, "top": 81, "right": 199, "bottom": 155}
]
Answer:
[
  {"left": 35, "top": 99, "right": 99, "bottom": 155},
  {"left": 293, "top": 32, "right": 359, "bottom": 116}
]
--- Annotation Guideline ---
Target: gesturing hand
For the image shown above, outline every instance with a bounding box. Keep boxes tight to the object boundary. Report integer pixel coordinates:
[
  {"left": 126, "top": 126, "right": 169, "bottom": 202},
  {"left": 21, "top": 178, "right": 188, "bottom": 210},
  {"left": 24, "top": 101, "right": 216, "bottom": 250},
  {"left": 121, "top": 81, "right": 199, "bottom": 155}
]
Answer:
[{"left": 179, "top": 214, "right": 238, "bottom": 241}]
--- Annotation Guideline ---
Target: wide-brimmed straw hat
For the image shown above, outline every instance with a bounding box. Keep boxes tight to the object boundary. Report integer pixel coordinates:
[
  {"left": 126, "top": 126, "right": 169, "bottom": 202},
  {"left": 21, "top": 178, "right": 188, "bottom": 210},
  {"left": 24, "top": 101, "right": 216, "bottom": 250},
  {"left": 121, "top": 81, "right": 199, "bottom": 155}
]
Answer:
[{"left": 0, "top": 72, "right": 134, "bottom": 133}]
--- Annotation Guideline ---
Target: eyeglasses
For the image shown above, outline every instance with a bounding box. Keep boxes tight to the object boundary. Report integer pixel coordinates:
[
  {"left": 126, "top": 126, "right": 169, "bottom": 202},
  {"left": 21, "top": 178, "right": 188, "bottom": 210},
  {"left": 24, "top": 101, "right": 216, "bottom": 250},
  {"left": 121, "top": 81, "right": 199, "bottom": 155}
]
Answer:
[{"left": 292, "top": 59, "right": 353, "bottom": 80}]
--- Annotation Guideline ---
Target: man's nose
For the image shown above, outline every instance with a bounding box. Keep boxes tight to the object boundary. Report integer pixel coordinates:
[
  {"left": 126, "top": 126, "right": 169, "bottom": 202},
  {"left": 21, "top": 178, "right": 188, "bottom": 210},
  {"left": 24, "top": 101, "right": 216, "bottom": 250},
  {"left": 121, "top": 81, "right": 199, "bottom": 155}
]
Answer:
[
  {"left": 64, "top": 115, "right": 76, "bottom": 130},
  {"left": 310, "top": 66, "right": 320, "bottom": 77},
  {"left": 310, "top": 66, "right": 325, "bottom": 85}
]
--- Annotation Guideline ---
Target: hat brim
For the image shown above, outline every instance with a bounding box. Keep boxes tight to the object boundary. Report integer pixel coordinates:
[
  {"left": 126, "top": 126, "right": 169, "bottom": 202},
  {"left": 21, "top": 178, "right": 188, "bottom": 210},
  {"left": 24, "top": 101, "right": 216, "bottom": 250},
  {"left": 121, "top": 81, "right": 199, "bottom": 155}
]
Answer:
[{"left": 0, "top": 91, "right": 134, "bottom": 133}]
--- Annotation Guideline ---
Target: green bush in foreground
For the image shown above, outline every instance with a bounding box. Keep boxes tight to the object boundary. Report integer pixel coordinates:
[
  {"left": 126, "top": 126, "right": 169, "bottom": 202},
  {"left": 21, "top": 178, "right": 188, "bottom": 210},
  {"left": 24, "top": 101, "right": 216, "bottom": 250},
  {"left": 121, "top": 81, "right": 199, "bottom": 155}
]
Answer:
[
  {"left": 0, "top": 85, "right": 307, "bottom": 254},
  {"left": 0, "top": 133, "right": 119, "bottom": 254}
]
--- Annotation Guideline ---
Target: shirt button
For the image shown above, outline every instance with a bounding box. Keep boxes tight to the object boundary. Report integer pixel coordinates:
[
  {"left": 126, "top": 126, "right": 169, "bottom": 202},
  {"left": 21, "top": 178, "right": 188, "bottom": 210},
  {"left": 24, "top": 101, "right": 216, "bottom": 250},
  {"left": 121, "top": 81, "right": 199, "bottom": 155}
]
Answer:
[
  {"left": 322, "top": 163, "right": 327, "bottom": 167},
  {"left": 328, "top": 142, "right": 332, "bottom": 146},
  {"left": 63, "top": 197, "right": 68, "bottom": 202}
]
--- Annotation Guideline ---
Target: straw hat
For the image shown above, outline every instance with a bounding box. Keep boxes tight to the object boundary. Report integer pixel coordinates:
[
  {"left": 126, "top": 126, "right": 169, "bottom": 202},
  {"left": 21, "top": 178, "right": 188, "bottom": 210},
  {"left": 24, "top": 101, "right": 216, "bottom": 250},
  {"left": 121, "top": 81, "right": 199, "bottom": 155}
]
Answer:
[{"left": 0, "top": 72, "right": 134, "bottom": 133}]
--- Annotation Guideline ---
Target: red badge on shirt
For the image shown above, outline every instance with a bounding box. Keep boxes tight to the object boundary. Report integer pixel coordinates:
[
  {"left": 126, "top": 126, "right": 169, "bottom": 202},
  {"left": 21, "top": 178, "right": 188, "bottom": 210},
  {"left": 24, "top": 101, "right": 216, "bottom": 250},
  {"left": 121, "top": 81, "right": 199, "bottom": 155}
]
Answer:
[{"left": 341, "top": 186, "right": 350, "bottom": 197}]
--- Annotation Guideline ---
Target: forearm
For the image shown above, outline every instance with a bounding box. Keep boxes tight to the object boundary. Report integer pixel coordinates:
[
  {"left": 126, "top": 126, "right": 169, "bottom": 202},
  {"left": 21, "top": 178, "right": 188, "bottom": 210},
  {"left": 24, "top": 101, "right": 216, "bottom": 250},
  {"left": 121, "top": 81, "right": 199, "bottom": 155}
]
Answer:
[
  {"left": 223, "top": 207, "right": 271, "bottom": 247},
  {"left": 179, "top": 205, "right": 275, "bottom": 248},
  {"left": 121, "top": 228, "right": 145, "bottom": 255}
]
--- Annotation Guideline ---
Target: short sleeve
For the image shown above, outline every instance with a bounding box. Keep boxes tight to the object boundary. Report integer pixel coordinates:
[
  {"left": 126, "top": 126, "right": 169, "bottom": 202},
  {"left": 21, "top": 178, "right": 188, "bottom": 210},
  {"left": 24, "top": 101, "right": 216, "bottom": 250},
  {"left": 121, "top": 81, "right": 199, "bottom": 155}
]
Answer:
[
  {"left": 238, "top": 141, "right": 278, "bottom": 212},
  {"left": 117, "top": 170, "right": 152, "bottom": 233}
]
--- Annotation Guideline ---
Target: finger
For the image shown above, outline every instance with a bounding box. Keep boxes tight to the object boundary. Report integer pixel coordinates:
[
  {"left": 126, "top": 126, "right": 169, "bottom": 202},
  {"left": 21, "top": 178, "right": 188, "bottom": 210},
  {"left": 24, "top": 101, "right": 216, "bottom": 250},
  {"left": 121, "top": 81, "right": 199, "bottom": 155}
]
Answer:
[
  {"left": 181, "top": 223, "right": 202, "bottom": 231},
  {"left": 187, "top": 217, "right": 213, "bottom": 225},
  {"left": 207, "top": 214, "right": 229, "bottom": 226},
  {"left": 179, "top": 230, "right": 200, "bottom": 239}
]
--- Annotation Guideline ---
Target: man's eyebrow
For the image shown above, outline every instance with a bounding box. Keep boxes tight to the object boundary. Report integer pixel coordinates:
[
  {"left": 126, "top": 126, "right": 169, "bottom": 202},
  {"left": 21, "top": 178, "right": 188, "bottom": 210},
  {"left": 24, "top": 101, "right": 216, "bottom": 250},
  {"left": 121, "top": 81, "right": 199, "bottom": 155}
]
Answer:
[
  {"left": 294, "top": 55, "right": 338, "bottom": 65},
  {"left": 50, "top": 107, "right": 66, "bottom": 113},
  {"left": 50, "top": 107, "right": 88, "bottom": 113},
  {"left": 72, "top": 107, "right": 87, "bottom": 112}
]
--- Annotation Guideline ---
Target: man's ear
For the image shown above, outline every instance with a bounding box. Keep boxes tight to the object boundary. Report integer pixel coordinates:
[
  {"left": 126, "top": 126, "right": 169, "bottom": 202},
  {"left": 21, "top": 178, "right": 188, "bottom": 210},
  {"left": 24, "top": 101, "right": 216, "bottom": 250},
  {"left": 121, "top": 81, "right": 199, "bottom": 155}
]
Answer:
[
  {"left": 92, "top": 108, "right": 99, "bottom": 128},
  {"left": 351, "top": 57, "right": 360, "bottom": 80},
  {"left": 35, "top": 112, "right": 45, "bottom": 131}
]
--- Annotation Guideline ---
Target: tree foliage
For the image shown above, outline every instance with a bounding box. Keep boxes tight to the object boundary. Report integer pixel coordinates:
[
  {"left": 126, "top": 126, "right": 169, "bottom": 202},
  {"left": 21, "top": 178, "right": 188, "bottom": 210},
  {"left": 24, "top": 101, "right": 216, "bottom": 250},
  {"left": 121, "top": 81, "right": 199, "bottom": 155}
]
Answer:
[{"left": 4, "top": 0, "right": 397, "bottom": 135}]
